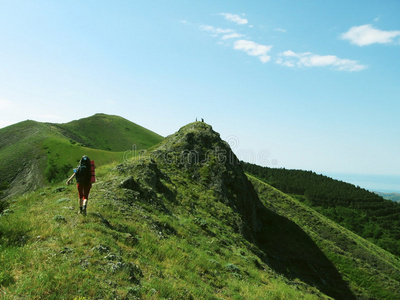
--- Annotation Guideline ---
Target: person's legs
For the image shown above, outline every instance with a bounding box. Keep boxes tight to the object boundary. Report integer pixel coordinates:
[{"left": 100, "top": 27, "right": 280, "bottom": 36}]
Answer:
[
  {"left": 82, "top": 183, "right": 92, "bottom": 213},
  {"left": 77, "top": 183, "right": 84, "bottom": 213}
]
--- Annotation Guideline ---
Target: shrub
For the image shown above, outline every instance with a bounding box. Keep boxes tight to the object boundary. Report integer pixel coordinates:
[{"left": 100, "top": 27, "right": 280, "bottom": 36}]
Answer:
[{"left": 45, "top": 160, "right": 72, "bottom": 183}]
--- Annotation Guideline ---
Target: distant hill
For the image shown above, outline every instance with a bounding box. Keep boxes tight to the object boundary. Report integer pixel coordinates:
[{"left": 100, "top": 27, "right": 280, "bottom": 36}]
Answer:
[
  {"left": 0, "top": 114, "right": 163, "bottom": 199},
  {"left": 1, "top": 121, "right": 400, "bottom": 299},
  {"left": 242, "top": 163, "right": 400, "bottom": 258},
  {"left": 0, "top": 120, "right": 61, "bottom": 198},
  {"left": 51, "top": 113, "right": 163, "bottom": 151},
  {"left": 375, "top": 191, "right": 400, "bottom": 203}
]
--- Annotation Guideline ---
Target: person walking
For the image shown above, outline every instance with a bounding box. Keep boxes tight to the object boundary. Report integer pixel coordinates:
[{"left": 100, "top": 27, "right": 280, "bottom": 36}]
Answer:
[{"left": 66, "top": 155, "right": 92, "bottom": 214}]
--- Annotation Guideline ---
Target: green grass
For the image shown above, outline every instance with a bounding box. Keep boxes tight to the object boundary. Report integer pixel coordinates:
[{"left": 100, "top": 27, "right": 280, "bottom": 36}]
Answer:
[
  {"left": 54, "top": 113, "right": 164, "bottom": 151},
  {"left": 0, "top": 158, "right": 326, "bottom": 299},
  {"left": 0, "top": 114, "right": 164, "bottom": 199},
  {"left": 42, "top": 137, "right": 126, "bottom": 183},
  {"left": 2, "top": 120, "right": 400, "bottom": 299}
]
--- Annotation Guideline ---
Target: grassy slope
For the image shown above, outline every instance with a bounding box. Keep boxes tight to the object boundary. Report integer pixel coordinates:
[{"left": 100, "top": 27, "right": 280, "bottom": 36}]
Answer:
[
  {"left": 0, "top": 114, "right": 164, "bottom": 200},
  {"left": 2, "top": 121, "right": 399, "bottom": 299},
  {"left": 0, "top": 121, "right": 57, "bottom": 196},
  {"left": 52, "top": 113, "right": 164, "bottom": 151},
  {"left": 3, "top": 159, "right": 400, "bottom": 299},
  {"left": 0, "top": 159, "right": 326, "bottom": 300},
  {"left": 249, "top": 175, "right": 400, "bottom": 299}
]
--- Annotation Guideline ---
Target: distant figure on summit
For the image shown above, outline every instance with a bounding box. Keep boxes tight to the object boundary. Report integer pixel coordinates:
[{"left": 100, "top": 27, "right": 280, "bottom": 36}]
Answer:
[
  {"left": 66, "top": 155, "right": 95, "bottom": 215},
  {"left": 201, "top": 118, "right": 204, "bottom": 122}
]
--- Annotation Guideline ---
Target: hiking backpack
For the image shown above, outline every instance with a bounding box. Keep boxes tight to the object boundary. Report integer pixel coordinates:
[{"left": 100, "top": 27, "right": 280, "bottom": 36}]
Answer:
[
  {"left": 75, "top": 156, "right": 92, "bottom": 184},
  {"left": 90, "top": 160, "right": 96, "bottom": 183}
]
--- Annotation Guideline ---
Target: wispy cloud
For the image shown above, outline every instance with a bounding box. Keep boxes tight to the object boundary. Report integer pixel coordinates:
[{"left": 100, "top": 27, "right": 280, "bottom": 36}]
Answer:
[
  {"left": 222, "top": 33, "right": 245, "bottom": 40},
  {"left": 234, "top": 40, "right": 272, "bottom": 63},
  {"left": 200, "top": 23, "right": 271, "bottom": 63},
  {"left": 194, "top": 13, "right": 367, "bottom": 71},
  {"left": 220, "top": 13, "right": 248, "bottom": 25},
  {"left": 277, "top": 50, "right": 367, "bottom": 71},
  {"left": 341, "top": 24, "right": 400, "bottom": 46},
  {"left": 200, "top": 25, "right": 233, "bottom": 34}
]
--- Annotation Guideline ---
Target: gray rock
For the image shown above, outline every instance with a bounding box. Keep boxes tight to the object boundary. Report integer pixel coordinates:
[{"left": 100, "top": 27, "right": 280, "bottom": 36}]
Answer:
[
  {"left": 56, "top": 197, "right": 71, "bottom": 203},
  {"left": 53, "top": 215, "right": 66, "bottom": 223},
  {"left": 91, "top": 244, "right": 110, "bottom": 254}
]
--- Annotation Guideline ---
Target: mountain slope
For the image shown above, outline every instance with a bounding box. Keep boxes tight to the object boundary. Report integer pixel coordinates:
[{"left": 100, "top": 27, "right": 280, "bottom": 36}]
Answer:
[
  {"left": 2, "top": 121, "right": 399, "bottom": 299},
  {"left": 0, "top": 122, "right": 330, "bottom": 299},
  {"left": 0, "top": 114, "right": 164, "bottom": 200},
  {"left": 51, "top": 113, "right": 164, "bottom": 151},
  {"left": 376, "top": 191, "right": 400, "bottom": 203},
  {"left": 242, "top": 163, "right": 400, "bottom": 258},
  {"left": 0, "top": 120, "right": 58, "bottom": 197},
  {"left": 250, "top": 176, "right": 400, "bottom": 299}
]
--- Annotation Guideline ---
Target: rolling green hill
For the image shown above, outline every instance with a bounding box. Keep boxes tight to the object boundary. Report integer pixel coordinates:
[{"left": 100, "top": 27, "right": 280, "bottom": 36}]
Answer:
[
  {"left": 51, "top": 113, "right": 163, "bottom": 152},
  {"left": 0, "top": 114, "right": 164, "bottom": 200},
  {"left": 1, "top": 121, "right": 400, "bottom": 299}
]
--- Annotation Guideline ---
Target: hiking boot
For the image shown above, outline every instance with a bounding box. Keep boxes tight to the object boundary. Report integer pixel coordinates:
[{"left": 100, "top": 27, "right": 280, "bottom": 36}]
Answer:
[
  {"left": 79, "top": 207, "right": 83, "bottom": 214},
  {"left": 83, "top": 204, "right": 87, "bottom": 215}
]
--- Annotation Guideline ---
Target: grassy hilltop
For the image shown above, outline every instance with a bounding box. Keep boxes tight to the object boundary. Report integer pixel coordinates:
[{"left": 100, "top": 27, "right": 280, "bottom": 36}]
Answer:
[
  {"left": 0, "top": 114, "right": 163, "bottom": 200},
  {"left": 1, "top": 120, "right": 400, "bottom": 299}
]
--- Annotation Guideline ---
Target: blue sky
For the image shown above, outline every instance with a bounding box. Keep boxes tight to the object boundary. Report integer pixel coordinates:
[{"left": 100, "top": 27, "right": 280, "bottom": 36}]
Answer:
[{"left": 1, "top": 1, "right": 399, "bottom": 189}]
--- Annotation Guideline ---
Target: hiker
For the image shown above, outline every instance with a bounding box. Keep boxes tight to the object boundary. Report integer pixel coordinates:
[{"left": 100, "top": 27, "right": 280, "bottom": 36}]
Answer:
[{"left": 66, "top": 155, "right": 93, "bottom": 214}]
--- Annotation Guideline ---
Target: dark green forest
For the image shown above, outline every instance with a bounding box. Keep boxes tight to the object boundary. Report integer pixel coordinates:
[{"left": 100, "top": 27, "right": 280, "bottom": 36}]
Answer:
[{"left": 242, "top": 162, "right": 400, "bottom": 257}]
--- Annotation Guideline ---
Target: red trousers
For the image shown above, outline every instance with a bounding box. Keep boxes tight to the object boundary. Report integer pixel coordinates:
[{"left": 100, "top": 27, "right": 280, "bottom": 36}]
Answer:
[{"left": 77, "top": 183, "right": 92, "bottom": 200}]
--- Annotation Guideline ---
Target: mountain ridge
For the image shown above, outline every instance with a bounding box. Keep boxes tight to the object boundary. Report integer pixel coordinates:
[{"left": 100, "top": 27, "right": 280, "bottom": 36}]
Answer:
[{"left": 2, "top": 120, "right": 400, "bottom": 298}]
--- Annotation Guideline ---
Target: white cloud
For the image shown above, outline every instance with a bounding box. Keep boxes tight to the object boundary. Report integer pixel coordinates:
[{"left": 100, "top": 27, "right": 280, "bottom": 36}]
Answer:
[
  {"left": 277, "top": 51, "right": 367, "bottom": 71},
  {"left": 282, "top": 50, "right": 299, "bottom": 57},
  {"left": 341, "top": 24, "right": 400, "bottom": 46},
  {"left": 222, "top": 33, "right": 245, "bottom": 40},
  {"left": 200, "top": 25, "right": 244, "bottom": 41},
  {"left": 196, "top": 16, "right": 369, "bottom": 71},
  {"left": 200, "top": 25, "right": 233, "bottom": 34},
  {"left": 220, "top": 13, "right": 248, "bottom": 25},
  {"left": 234, "top": 40, "right": 272, "bottom": 63}
]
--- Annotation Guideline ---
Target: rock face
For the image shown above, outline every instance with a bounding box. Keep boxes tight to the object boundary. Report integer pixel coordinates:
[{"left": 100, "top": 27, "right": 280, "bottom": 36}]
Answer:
[
  {"left": 115, "top": 122, "right": 265, "bottom": 240},
  {"left": 152, "top": 122, "right": 265, "bottom": 241}
]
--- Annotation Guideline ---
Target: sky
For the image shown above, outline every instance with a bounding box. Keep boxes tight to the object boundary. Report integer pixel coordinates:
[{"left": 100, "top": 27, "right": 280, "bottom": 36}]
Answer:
[{"left": 0, "top": 1, "right": 399, "bottom": 191}]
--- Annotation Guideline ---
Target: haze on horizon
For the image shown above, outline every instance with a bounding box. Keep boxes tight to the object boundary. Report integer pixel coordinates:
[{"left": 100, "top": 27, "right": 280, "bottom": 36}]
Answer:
[{"left": 0, "top": 1, "right": 399, "bottom": 190}]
